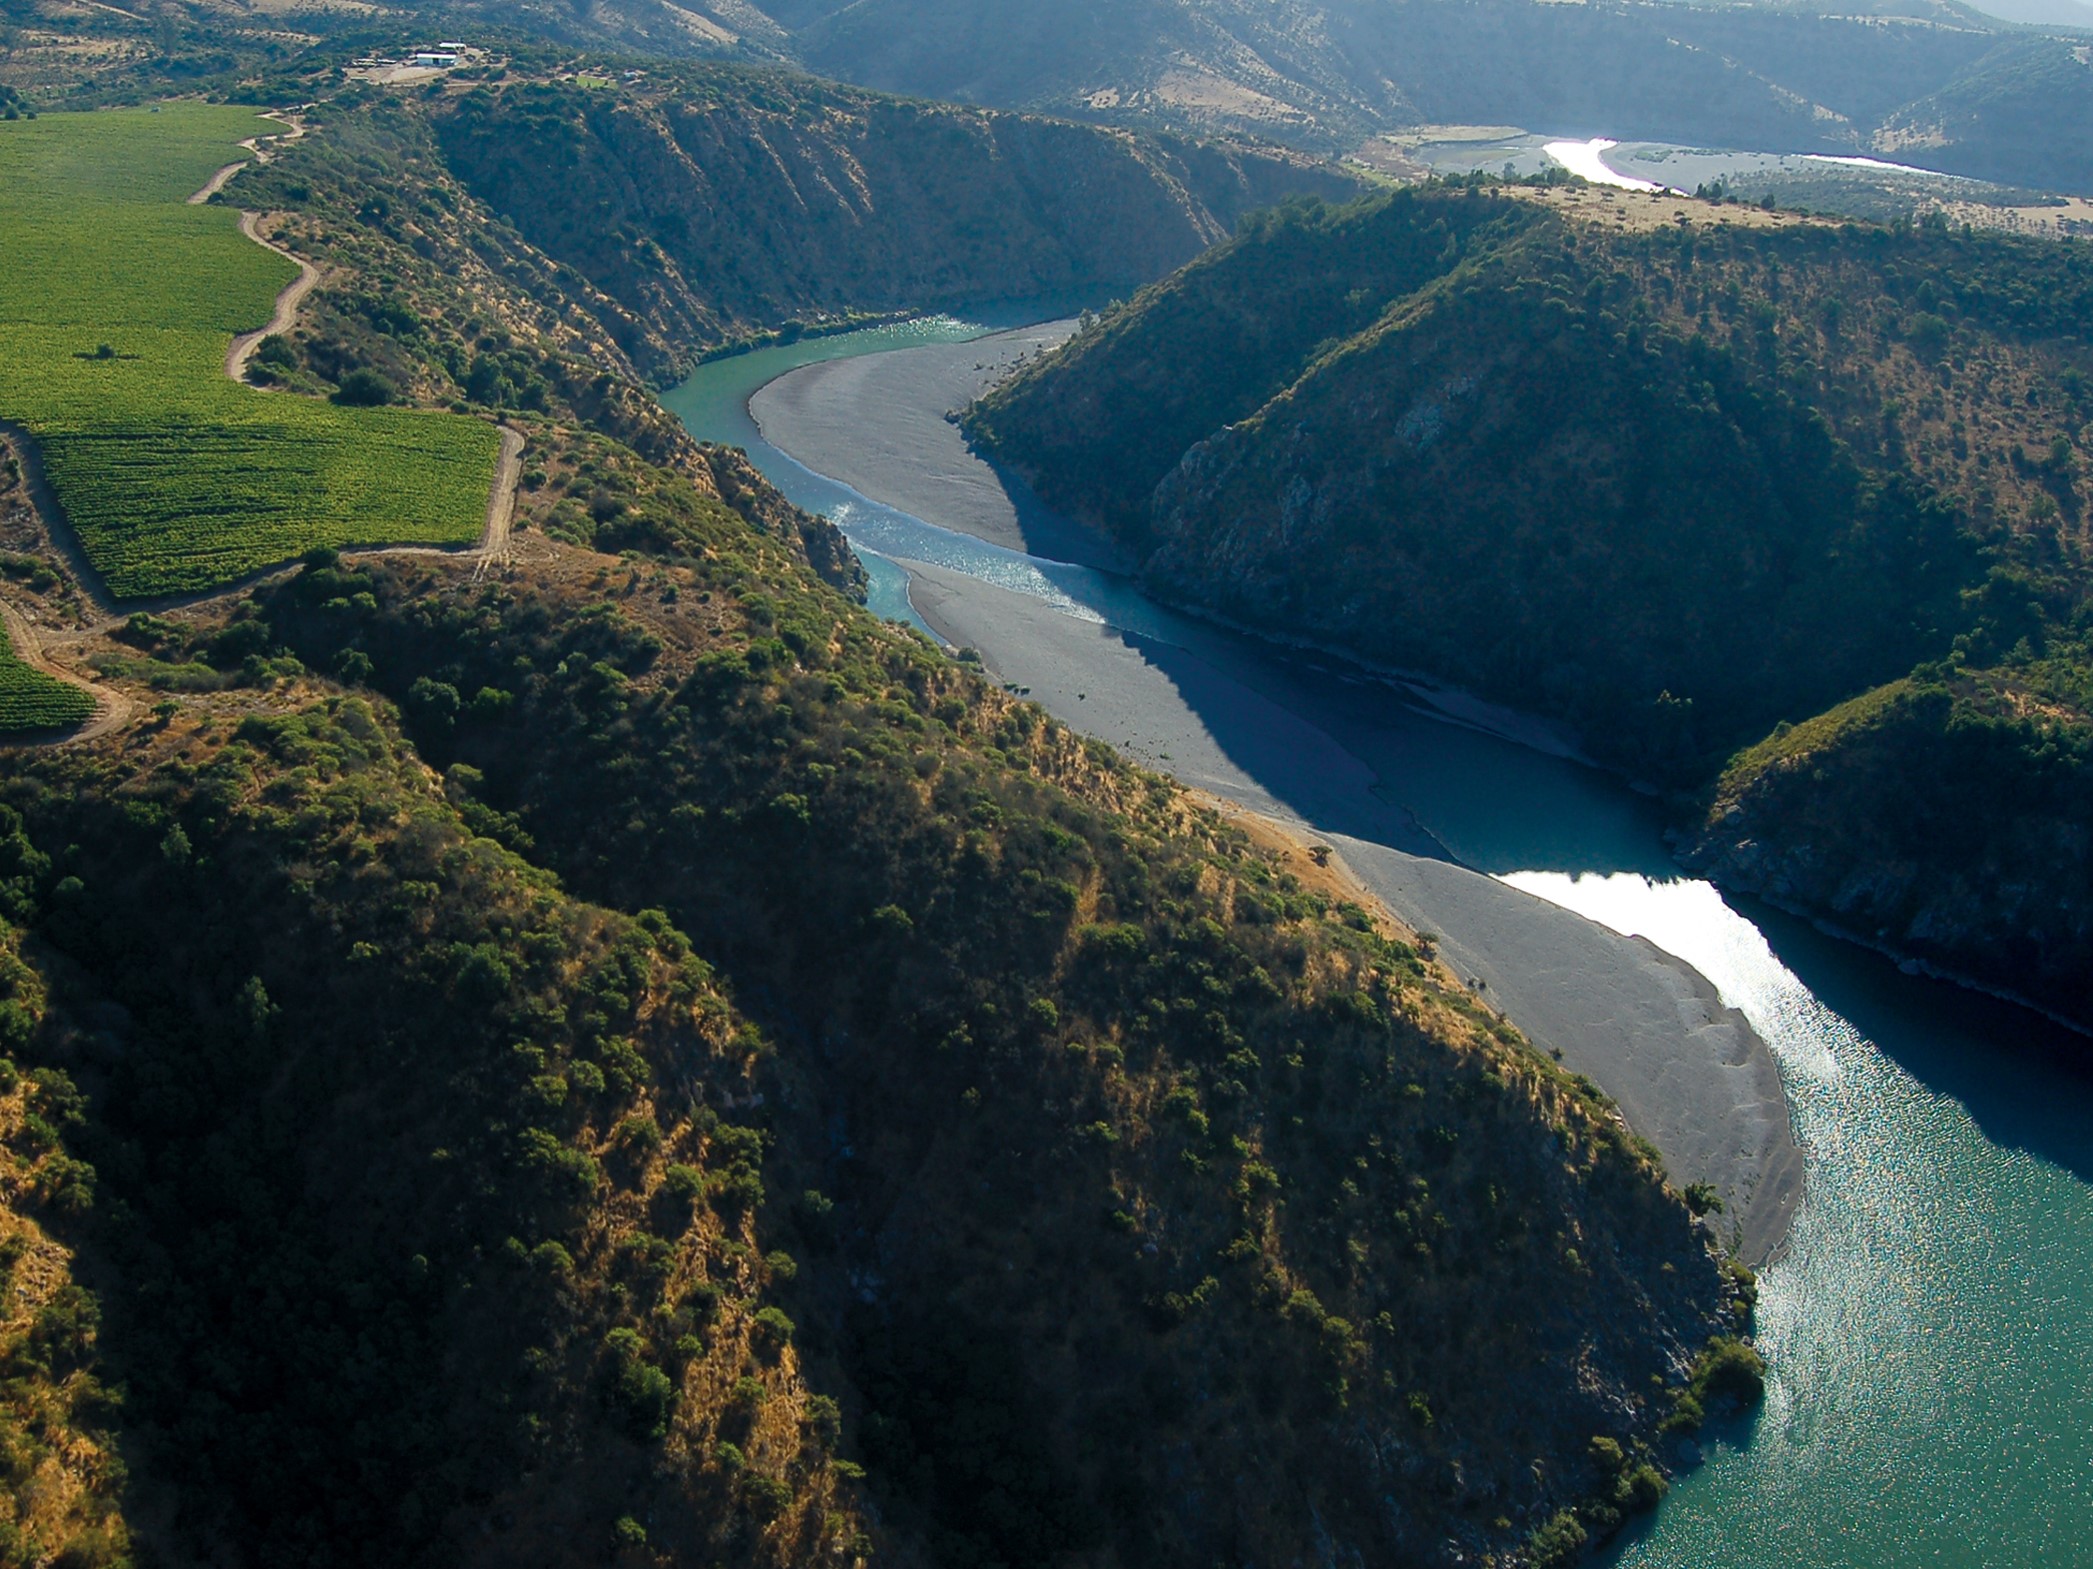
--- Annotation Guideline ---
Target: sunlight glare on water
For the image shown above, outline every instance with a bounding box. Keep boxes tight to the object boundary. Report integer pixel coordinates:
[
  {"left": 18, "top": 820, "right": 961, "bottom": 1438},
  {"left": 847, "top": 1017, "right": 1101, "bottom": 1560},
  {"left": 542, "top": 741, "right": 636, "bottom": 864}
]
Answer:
[
  {"left": 1499, "top": 872, "right": 2093, "bottom": 1568},
  {"left": 668, "top": 321, "right": 2093, "bottom": 1567}
]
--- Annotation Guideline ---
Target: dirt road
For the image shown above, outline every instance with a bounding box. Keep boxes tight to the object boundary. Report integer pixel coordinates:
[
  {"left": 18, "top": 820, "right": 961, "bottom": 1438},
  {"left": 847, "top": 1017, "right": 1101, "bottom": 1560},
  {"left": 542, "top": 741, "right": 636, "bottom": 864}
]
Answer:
[
  {"left": 225, "top": 212, "right": 323, "bottom": 383},
  {"left": 0, "top": 601, "right": 131, "bottom": 746}
]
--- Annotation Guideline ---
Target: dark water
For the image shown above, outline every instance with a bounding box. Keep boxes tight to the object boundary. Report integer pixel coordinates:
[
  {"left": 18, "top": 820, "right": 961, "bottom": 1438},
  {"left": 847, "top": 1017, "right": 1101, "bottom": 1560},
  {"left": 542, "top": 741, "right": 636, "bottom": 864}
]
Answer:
[{"left": 670, "top": 319, "right": 2093, "bottom": 1568}]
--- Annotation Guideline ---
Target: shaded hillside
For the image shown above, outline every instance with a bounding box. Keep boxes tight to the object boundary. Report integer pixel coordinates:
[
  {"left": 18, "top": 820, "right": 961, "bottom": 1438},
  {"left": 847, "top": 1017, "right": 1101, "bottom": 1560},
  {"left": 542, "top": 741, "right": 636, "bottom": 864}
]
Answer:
[
  {"left": 970, "top": 185, "right": 2091, "bottom": 775},
  {"left": 1685, "top": 641, "right": 2093, "bottom": 1026},
  {"left": 967, "top": 181, "right": 2093, "bottom": 1021},
  {"left": 10, "top": 700, "right": 870, "bottom": 1567},
  {"left": 0, "top": 901, "right": 132, "bottom": 1566},
  {"left": 427, "top": 70, "right": 1356, "bottom": 377},
  {"left": 1875, "top": 36, "right": 2093, "bottom": 193},
  {"left": 228, "top": 529, "right": 1743, "bottom": 1567},
  {"left": 0, "top": 502, "right": 1756, "bottom": 1567}
]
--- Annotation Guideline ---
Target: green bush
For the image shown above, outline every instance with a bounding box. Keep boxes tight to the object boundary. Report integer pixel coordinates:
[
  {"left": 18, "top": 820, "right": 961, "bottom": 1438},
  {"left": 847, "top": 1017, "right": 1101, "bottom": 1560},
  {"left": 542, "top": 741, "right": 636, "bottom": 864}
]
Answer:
[
  {"left": 1528, "top": 1509, "right": 1589, "bottom": 1568},
  {"left": 332, "top": 368, "right": 396, "bottom": 407}
]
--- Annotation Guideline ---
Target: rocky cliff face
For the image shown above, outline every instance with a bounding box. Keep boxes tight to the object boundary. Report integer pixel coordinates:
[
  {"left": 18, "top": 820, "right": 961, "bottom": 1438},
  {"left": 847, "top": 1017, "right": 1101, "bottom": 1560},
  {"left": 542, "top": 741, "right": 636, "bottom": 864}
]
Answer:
[{"left": 432, "top": 71, "right": 1355, "bottom": 378}]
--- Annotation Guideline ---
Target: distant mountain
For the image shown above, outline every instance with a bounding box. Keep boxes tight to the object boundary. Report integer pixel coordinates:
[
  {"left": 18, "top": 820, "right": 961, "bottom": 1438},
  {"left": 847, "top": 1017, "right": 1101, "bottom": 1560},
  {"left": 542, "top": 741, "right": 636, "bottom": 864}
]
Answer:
[
  {"left": 965, "top": 182, "right": 2093, "bottom": 1022},
  {"left": 730, "top": 0, "right": 2093, "bottom": 192}
]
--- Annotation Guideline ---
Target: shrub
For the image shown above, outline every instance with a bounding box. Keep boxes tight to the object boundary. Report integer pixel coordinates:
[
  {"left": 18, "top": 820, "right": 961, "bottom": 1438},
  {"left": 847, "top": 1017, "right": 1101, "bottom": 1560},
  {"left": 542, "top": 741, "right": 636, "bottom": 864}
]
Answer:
[
  {"left": 611, "top": 1356, "right": 675, "bottom": 1440},
  {"left": 728, "top": 1375, "right": 765, "bottom": 1411},
  {"left": 614, "top": 1113, "right": 662, "bottom": 1152},
  {"left": 1693, "top": 1335, "right": 1768, "bottom": 1406},
  {"left": 1529, "top": 1509, "right": 1589, "bottom": 1568},
  {"left": 332, "top": 368, "right": 396, "bottom": 406},
  {"left": 805, "top": 1393, "right": 842, "bottom": 1446},
  {"left": 602, "top": 1328, "right": 675, "bottom": 1438},
  {"left": 752, "top": 1306, "right": 794, "bottom": 1351},
  {"left": 1617, "top": 1462, "right": 1669, "bottom": 1511}
]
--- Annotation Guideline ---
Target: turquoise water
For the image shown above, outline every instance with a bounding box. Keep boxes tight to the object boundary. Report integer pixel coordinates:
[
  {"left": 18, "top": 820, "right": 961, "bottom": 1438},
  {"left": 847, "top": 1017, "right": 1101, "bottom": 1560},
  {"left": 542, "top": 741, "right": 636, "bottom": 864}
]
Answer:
[
  {"left": 661, "top": 318, "right": 995, "bottom": 632},
  {"left": 660, "top": 304, "right": 1102, "bottom": 633},
  {"left": 670, "top": 322, "right": 2093, "bottom": 1565}
]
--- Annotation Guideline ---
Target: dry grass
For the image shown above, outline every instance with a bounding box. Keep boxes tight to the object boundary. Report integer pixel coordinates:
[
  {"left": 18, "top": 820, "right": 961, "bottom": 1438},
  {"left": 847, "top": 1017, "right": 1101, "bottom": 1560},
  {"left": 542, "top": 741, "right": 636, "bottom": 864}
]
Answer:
[{"left": 1513, "top": 182, "right": 1833, "bottom": 234}]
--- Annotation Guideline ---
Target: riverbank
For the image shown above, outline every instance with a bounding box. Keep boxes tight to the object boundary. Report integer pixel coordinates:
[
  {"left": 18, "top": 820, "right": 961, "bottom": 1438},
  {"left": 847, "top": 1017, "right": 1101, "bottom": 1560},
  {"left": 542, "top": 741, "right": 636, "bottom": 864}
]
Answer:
[
  {"left": 766, "top": 355, "right": 1804, "bottom": 1258},
  {"left": 748, "top": 321, "right": 1127, "bottom": 571},
  {"left": 1201, "top": 792, "right": 1804, "bottom": 1263},
  {"left": 681, "top": 302, "right": 2093, "bottom": 1569}
]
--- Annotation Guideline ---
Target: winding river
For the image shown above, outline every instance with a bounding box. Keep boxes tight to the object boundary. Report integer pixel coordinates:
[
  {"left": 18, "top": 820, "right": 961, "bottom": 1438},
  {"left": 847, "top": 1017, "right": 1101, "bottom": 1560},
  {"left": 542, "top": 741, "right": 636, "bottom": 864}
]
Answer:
[{"left": 665, "top": 315, "right": 2093, "bottom": 1566}]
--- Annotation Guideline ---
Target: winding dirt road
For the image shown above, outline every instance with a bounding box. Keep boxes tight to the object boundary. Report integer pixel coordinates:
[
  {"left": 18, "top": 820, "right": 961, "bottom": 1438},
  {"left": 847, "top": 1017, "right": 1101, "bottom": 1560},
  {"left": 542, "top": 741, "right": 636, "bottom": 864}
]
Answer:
[
  {"left": 225, "top": 212, "right": 322, "bottom": 383},
  {"left": 0, "top": 108, "right": 523, "bottom": 745},
  {"left": 0, "top": 602, "right": 132, "bottom": 746},
  {"left": 187, "top": 111, "right": 308, "bottom": 207},
  {"left": 189, "top": 160, "right": 246, "bottom": 206}
]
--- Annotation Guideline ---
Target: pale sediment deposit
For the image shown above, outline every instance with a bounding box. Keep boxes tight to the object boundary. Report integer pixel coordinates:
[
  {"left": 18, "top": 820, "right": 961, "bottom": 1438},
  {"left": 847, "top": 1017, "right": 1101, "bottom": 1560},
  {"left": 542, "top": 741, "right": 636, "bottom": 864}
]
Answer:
[{"left": 756, "top": 331, "right": 1803, "bottom": 1261}]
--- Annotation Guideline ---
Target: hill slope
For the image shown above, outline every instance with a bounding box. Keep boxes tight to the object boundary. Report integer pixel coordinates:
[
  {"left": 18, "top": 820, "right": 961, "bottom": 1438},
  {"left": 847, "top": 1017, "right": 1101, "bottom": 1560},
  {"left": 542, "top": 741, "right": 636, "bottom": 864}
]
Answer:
[
  {"left": 966, "top": 181, "right": 2093, "bottom": 1024},
  {"left": 426, "top": 69, "right": 1354, "bottom": 378},
  {"left": 0, "top": 90, "right": 1755, "bottom": 1569},
  {"left": 1684, "top": 653, "right": 2093, "bottom": 1023}
]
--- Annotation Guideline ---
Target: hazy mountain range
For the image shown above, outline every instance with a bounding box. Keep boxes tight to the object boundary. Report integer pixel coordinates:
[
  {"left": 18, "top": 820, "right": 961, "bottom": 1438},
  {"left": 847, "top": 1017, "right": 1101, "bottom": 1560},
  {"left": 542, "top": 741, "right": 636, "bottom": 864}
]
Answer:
[{"left": 521, "top": 0, "right": 2093, "bottom": 191}]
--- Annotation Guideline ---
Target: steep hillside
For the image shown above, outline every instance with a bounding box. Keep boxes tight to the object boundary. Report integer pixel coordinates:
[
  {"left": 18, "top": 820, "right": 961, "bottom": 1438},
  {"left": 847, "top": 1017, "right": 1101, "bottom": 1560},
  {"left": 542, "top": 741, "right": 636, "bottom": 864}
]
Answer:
[
  {"left": 0, "top": 512, "right": 1758, "bottom": 1567},
  {"left": 426, "top": 70, "right": 1354, "bottom": 377},
  {"left": 0, "top": 903, "right": 131, "bottom": 1565},
  {"left": 967, "top": 181, "right": 2093, "bottom": 1019},
  {"left": 1685, "top": 645, "right": 2093, "bottom": 1025},
  {"left": 10, "top": 699, "right": 872, "bottom": 1566},
  {"left": 972, "top": 185, "right": 2092, "bottom": 774},
  {"left": 1875, "top": 36, "right": 2093, "bottom": 193},
  {"left": 0, "top": 91, "right": 1755, "bottom": 1568},
  {"left": 230, "top": 532, "right": 1747, "bottom": 1567}
]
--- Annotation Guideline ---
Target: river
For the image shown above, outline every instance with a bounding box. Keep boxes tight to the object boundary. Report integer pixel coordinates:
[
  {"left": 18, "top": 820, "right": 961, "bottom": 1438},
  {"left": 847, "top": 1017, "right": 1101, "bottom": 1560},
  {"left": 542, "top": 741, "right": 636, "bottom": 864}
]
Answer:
[{"left": 665, "top": 315, "right": 2093, "bottom": 1566}]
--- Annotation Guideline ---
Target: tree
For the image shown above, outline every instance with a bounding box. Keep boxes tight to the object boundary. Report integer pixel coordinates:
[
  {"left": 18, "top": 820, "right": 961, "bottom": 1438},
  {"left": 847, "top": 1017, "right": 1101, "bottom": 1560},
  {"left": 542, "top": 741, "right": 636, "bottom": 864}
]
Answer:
[{"left": 332, "top": 368, "right": 396, "bottom": 406}]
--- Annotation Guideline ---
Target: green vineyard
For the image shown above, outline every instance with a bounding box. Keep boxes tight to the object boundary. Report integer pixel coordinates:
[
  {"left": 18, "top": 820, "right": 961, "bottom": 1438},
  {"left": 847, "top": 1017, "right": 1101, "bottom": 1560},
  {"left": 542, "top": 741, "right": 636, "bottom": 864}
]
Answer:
[
  {"left": 0, "top": 106, "right": 497, "bottom": 599},
  {"left": 0, "top": 628, "right": 93, "bottom": 735}
]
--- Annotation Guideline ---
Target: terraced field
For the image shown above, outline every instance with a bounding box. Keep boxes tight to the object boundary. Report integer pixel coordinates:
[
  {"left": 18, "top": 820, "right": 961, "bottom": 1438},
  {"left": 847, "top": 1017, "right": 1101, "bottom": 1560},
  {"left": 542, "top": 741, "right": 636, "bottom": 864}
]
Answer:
[
  {"left": 0, "top": 106, "right": 498, "bottom": 598},
  {"left": 0, "top": 627, "right": 92, "bottom": 734}
]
